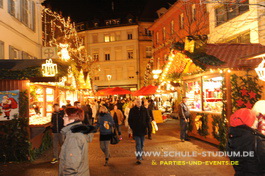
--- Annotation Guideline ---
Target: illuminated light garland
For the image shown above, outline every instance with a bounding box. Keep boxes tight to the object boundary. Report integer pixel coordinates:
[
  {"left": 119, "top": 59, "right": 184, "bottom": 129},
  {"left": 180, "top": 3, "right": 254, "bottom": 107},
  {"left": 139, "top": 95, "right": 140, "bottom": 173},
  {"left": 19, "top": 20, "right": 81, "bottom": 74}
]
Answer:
[
  {"left": 255, "top": 58, "right": 265, "bottom": 81},
  {"left": 59, "top": 43, "right": 71, "bottom": 61},
  {"left": 42, "top": 8, "right": 96, "bottom": 91}
]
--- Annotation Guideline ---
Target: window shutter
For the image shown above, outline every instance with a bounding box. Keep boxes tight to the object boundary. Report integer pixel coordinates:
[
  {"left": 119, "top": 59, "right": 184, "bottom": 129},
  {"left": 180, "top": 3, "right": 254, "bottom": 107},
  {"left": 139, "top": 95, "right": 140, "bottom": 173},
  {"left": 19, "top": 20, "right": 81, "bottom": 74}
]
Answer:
[
  {"left": 20, "top": 0, "right": 24, "bottom": 22},
  {"left": 32, "top": 1, "right": 35, "bottom": 30},
  {"left": 9, "top": 46, "right": 14, "bottom": 59},
  {"left": 0, "top": 41, "right": 4, "bottom": 59}
]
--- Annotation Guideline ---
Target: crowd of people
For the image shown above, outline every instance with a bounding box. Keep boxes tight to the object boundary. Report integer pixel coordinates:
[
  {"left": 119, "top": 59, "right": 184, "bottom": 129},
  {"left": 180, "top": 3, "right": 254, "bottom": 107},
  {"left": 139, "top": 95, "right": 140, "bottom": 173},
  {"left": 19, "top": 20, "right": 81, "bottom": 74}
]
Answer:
[
  {"left": 51, "top": 97, "right": 156, "bottom": 175},
  {"left": 50, "top": 96, "right": 265, "bottom": 176}
]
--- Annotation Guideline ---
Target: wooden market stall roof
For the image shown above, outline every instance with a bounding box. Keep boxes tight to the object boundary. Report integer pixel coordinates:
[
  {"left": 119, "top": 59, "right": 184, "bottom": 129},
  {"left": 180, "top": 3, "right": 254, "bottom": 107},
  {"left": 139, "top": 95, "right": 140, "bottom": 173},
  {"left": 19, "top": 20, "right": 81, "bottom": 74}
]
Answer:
[
  {"left": 0, "top": 59, "right": 70, "bottom": 81},
  {"left": 206, "top": 43, "right": 265, "bottom": 68},
  {"left": 0, "top": 59, "right": 69, "bottom": 70}
]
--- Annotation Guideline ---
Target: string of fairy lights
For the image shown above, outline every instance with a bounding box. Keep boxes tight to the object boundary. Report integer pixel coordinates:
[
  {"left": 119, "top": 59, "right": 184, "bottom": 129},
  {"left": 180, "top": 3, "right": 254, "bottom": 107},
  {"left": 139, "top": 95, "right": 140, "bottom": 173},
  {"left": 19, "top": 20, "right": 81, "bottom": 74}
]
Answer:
[
  {"left": 42, "top": 8, "right": 90, "bottom": 63},
  {"left": 42, "top": 8, "right": 98, "bottom": 90}
]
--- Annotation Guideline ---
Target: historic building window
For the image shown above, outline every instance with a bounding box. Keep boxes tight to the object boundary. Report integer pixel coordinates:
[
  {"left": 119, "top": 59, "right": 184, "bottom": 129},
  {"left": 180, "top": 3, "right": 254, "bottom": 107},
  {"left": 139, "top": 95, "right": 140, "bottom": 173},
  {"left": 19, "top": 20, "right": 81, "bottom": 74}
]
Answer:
[
  {"left": 93, "top": 53, "right": 99, "bottom": 61},
  {"left": 215, "top": 0, "right": 249, "bottom": 26},
  {"left": 104, "top": 34, "right": 110, "bottom": 42},
  {"left": 92, "top": 34, "right": 98, "bottom": 43},
  {"left": 170, "top": 20, "right": 174, "bottom": 34},
  {"left": 127, "top": 50, "right": 134, "bottom": 59},
  {"left": 128, "top": 33, "right": 133, "bottom": 40},
  {"left": 163, "top": 27, "right": 166, "bottom": 40},
  {"left": 9, "top": 46, "right": 20, "bottom": 59},
  {"left": 0, "top": 0, "right": 3, "bottom": 8},
  {"left": 105, "top": 53, "right": 110, "bottom": 61},
  {"left": 180, "top": 13, "right": 184, "bottom": 29},
  {"left": 156, "top": 32, "right": 159, "bottom": 44},
  {"left": 225, "top": 31, "right": 251, "bottom": 44},
  {"left": 192, "top": 4, "right": 196, "bottom": 21},
  {"left": 146, "top": 46, "right": 152, "bottom": 58},
  {"left": 0, "top": 41, "right": 4, "bottom": 59}
]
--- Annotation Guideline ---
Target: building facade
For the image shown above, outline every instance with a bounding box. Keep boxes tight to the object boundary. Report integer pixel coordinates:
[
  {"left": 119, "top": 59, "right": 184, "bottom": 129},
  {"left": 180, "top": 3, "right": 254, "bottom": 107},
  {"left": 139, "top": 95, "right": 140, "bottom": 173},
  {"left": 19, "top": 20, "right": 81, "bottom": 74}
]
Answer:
[
  {"left": 207, "top": 0, "right": 265, "bottom": 45},
  {"left": 149, "top": 0, "right": 209, "bottom": 71},
  {"left": 0, "top": 0, "right": 43, "bottom": 60},
  {"left": 78, "top": 19, "right": 153, "bottom": 90}
]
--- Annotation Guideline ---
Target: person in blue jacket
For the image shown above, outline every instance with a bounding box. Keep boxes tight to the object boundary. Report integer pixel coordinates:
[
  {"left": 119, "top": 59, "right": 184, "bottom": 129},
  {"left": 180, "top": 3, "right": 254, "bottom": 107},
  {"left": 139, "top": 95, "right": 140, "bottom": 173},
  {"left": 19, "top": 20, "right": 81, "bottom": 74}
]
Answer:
[{"left": 96, "top": 106, "right": 115, "bottom": 166}]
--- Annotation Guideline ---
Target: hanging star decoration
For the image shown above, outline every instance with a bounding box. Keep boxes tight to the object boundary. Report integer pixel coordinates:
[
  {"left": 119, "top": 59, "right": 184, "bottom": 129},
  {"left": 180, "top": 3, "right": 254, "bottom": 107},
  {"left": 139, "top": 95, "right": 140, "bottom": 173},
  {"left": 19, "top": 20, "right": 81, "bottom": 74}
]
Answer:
[
  {"left": 248, "top": 91, "right": 257, "bottom": 99},
  {"left": 236, "top": 99, "right": 244, "bottom": 107},
  {"left": 240, "top": 89, "right": 248, "bottom": 96},
  {"left": 245, "top": 101, "right": 253, "bottom": 109}
]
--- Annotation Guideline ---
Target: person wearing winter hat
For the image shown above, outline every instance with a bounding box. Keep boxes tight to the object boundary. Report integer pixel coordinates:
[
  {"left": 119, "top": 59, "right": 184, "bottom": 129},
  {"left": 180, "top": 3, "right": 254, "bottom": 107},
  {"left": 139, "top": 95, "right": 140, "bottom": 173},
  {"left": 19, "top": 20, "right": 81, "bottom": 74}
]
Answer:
[
  {"left": 59, "top": 107, "right": 96, "bottom": 176},
  {"left": 252, "top": 100, "right": 265, "bottom": 135},
  {"left": 227, "top": 108, "right": 265, "bottom": 176}
]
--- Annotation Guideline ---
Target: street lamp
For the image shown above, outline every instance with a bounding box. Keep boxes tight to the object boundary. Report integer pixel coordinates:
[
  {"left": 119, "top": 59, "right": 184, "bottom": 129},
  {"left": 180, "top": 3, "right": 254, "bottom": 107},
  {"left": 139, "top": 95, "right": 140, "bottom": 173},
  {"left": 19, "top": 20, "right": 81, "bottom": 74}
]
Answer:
[{"left": 106, "top": 75, "right": 112, "bottom": 87}]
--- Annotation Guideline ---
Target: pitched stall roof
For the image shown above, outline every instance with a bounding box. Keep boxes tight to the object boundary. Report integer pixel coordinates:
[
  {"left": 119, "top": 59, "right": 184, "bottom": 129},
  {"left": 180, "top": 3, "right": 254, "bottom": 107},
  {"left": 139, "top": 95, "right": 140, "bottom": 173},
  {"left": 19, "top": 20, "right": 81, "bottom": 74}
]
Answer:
[{"left": 206, "top": 43, "right": 265, "bottom": 69}]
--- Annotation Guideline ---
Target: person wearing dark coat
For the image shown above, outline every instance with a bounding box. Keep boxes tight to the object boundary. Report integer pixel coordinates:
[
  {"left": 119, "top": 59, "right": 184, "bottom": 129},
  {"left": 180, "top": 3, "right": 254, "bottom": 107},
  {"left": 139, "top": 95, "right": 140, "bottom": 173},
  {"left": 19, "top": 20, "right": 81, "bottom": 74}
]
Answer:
[
  {"left": 227, "top": 108, "right": 265, "bottom": 176},
  {"left": 147, "top": 100, "right": 154, "bottom": 140},
  {"left": 51, "top": 104, "right": 65, "bottom": 164},
  {"left": 128, "top": 99, "right": 150, "bottom": 164},
  {"left": 178, "top": 97, "right": 190, "bottom": 142},
  {"left": 82, "top": 104, "right": 93, "bottom": 125}
]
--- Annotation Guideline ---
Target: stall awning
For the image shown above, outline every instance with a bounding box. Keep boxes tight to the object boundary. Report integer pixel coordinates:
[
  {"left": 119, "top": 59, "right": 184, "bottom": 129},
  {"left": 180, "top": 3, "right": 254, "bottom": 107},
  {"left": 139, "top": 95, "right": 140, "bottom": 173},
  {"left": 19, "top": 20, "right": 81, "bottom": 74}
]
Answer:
[
  {"left": 133, "top": 85, "right": 158, "bottom": 96},
  {"left": 206, "top": 43, "right": 265, "bottom": 68},
  {"left": 132, "top": 86, "right": 146, "bottom": 96},
  {"left": 95, "top": 87, "right": 131, "bottom": 96}
]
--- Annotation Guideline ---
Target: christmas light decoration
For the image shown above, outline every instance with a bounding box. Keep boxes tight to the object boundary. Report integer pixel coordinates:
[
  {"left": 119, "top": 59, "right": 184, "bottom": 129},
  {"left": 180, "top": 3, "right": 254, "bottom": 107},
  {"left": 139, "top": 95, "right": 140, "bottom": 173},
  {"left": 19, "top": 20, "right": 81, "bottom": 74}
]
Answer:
[
  {"left": 255, "top": 58, "right": 265, "bottom": 81},
  {"left": 59, "top": 43, "right": 71, "bottom": 61},
  {"left": 42, "top": 59, "right": 58, "bottom": 77}
]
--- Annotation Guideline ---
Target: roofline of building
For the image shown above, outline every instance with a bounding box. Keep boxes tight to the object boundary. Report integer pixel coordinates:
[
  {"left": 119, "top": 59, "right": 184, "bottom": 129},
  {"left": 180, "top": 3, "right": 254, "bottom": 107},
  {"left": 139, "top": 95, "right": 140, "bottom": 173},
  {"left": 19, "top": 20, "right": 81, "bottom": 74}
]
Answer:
[{"left": 148, "top": 1, "right": 180, "bottom": 31}]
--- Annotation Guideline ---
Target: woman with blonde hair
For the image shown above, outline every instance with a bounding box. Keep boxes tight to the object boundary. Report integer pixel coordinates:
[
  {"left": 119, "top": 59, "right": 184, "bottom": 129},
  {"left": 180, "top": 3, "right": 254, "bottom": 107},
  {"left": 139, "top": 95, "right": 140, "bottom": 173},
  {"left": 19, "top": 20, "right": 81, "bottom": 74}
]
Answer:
[
  {"left": 124, "top": 101, "right": 135, "bottom": 138},
  {"left": 96, "top": 106, "right": 115, "bottom": 166}
]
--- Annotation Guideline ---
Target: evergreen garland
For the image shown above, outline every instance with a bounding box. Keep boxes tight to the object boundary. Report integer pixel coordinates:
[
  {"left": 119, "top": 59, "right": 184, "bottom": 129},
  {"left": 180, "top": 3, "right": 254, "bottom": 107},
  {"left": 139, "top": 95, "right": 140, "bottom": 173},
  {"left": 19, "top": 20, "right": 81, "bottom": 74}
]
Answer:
[
  {"left": 170, "top": 42, "right": 225, "bottom": 70},
  {"left": 29, "top": 129, "right": 52, "bottom": 161},
  {"left": 0, "top": 64, "right": 68, "bottom": 80},
  {"left": 217, "top": 75, "right": 228, "bottom": 150},
  {"left": 0, "top": 91, "right": 30, "bottom": 162},
  {"left": 231, "top": 73, "right": 262, "bottom": 112},
  {"left": 196, "top": 113, "right": 209, "bottom": 137}
]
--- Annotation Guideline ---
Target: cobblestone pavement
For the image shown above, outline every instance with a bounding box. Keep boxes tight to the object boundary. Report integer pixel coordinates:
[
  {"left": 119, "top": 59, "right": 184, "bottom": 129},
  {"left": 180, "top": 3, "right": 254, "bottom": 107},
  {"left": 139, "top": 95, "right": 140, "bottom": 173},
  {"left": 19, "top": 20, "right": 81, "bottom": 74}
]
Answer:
[{"left": 0, "top": 119, "right": 235, "bottom": 176}]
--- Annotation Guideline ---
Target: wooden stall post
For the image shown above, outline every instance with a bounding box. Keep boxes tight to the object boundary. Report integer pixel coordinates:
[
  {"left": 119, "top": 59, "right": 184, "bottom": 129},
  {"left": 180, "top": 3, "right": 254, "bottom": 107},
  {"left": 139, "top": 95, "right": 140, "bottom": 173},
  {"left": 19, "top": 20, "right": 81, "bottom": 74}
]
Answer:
[{"left": 225, "top": 72, "right": 232, "bottom": 121}]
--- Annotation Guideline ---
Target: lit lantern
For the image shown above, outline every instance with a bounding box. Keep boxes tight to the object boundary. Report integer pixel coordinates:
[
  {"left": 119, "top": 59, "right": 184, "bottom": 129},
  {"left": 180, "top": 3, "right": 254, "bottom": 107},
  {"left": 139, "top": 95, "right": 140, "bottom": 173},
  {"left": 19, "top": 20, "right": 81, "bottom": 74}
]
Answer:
[
  {"left": 255, "top": 59, "right": 265, "bottom": 81},
  {"left": 42, "top": 59, "right": 58, "bottom": 77},
  {"left": 59, "top": 43, "right": 70, "bottom": 61}
]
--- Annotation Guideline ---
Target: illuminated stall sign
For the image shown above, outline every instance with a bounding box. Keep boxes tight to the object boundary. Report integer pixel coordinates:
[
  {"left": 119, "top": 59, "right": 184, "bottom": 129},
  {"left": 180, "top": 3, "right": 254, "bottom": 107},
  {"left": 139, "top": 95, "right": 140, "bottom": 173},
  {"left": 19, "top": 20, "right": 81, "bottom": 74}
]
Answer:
[{"left": 42, "top": 59, "right": 58, "bottom": 77}]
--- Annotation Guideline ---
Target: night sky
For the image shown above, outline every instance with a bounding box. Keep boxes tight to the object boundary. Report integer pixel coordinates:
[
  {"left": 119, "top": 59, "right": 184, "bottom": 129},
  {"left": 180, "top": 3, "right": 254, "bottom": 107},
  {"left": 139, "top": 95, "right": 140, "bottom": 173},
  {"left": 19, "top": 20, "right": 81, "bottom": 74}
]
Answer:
[{"left": 42, "top": 0, "right": 177, "bottom": 22}]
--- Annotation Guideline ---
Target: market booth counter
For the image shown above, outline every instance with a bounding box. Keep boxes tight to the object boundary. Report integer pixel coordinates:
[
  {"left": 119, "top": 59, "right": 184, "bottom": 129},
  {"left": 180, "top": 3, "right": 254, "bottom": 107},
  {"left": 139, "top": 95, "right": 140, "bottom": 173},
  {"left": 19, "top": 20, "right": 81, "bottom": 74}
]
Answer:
[
  {"left": 29, "top": 114, "right": 52, "bottom": 149},
  {"left": 184, "top": 73, "right": 224, "bottom": 145}
]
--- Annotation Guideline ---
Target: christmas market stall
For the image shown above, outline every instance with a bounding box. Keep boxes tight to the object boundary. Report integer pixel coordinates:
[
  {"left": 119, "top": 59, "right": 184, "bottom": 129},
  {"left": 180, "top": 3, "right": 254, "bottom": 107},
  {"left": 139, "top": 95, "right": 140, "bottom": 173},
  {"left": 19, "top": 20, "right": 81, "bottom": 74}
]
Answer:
[
  {"left": 0, "top": 59, "right": 90, "bottom": 161},
  {"left": 158, "top": 36, "right": 265, "bottom": 149}
]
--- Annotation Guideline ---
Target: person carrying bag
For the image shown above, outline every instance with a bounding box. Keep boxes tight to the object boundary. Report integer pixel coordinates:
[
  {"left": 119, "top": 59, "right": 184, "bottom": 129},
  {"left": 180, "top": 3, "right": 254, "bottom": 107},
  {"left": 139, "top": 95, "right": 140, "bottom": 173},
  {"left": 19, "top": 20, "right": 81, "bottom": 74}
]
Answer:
[
  {"left": 96, "top": 106, "right": 115, "bottom": 166},
  {"left": 110, "top": 126, "right": 120, "bottom": 145}
]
